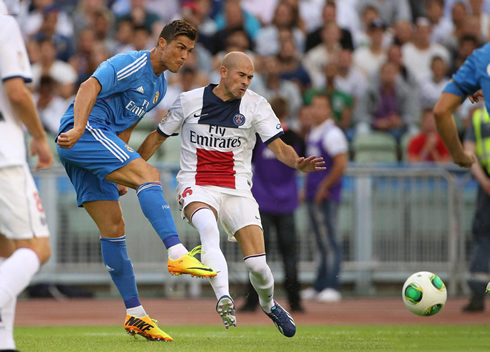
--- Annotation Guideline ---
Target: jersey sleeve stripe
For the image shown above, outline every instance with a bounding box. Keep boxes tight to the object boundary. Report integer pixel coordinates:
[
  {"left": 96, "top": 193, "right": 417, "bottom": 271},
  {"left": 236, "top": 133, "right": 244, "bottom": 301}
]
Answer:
[
  {"left": 2, "top": 75, "right": 32, "bottom": 83},
  {"left": 117, "top": 57, "right": 148, "bottom": 81},
  {"left": 116, "top": 54, "right": 147, "bottom": 77},
  {"left": 264, "top": 131, "right": 284, "bottom": 145}
]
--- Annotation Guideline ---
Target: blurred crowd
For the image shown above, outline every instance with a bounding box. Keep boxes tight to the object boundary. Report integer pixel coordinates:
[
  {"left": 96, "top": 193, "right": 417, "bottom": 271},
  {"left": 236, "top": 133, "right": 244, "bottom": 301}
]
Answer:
[{"left": 14, "top": 0, "right": 490, "bottom": 162}]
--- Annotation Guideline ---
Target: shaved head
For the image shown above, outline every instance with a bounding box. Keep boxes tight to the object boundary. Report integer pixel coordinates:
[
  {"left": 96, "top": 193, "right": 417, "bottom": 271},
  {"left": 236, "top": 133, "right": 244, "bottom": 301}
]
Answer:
[{"left": 221, "top": 51, "right": 254, "bottom": 71}]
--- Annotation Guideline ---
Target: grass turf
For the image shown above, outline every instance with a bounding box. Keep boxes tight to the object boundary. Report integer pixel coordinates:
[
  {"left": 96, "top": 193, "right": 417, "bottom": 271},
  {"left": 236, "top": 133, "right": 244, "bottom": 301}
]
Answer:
[{"left": 15, "top": 325, "right": 490, "bottom": 352}]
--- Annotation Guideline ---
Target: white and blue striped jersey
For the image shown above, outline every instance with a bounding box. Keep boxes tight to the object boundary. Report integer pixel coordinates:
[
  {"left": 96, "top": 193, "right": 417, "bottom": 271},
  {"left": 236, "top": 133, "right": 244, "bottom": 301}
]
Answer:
[{"left": 58, "top": 50, "right": 167, "bottom": 135}]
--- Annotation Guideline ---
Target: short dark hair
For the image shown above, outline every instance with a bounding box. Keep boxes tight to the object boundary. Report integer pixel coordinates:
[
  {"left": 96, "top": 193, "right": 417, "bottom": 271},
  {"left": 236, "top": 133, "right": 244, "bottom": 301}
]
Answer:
[{"left": 158, "top": 20, "right": 197, "bottom": 45}]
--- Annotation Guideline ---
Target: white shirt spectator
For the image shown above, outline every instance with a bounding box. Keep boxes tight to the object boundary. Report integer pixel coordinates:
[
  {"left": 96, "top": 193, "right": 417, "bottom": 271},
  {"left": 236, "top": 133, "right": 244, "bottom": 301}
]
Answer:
[
  {"left": 300, "top": 0, "right": 360, "bottom": 34},
  {"left": 419, "top": 77, "right": 449, "bottom": 109},
  {"left": 353, "top": 47, "right": 386, "bottom": 79},
  {"left": 334, "top": 67, "right": 368, "bottom": 100},
  {"left": 402, "top": 42, "right": 451, "bottom": 85},
  {"left": 431, "top": 17, "right": 454, "bottom": 44},
  {"left": 303, "top": 44, "right": 341, "bottom": 87},
  {"left": 241, "top": 0, "right": 278, "bottom": 25},
  {"left": 33, "top": 93, "right": 70, "bottom": 135}
]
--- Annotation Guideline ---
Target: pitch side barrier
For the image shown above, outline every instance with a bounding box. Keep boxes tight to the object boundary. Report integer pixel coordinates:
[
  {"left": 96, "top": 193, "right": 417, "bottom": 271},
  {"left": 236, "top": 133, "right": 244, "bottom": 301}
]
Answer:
[{"left": 31, "top": 164, "right": 474, "bottom": 296}]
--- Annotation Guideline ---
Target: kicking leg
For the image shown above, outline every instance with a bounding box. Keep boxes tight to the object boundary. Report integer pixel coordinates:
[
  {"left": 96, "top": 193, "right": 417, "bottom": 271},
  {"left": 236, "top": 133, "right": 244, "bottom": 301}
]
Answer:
[{"left": 107, "top": 159, "right": 216, "bottom": 277}]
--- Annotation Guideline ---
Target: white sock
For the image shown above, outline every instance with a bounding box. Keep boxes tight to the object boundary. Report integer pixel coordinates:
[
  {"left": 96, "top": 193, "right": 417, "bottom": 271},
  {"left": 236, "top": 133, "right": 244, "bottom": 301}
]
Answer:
[
  {"left": 126, "top": 305, "right": 147, "bottom": 318},
  {"left": 244, "top": 255, "right": 274, "bottom": 313},
  {"left": 192, "top": 208, "right": 229, "bottom": 299},
  {"left": 167, "top": 243, "right": 188, "bottom": 260},
  {"left": 0, "top": 257, "right": 16, "bottom": 350},
  {"left": 0, "top": 248, "right": 40, "bottom": 308}
]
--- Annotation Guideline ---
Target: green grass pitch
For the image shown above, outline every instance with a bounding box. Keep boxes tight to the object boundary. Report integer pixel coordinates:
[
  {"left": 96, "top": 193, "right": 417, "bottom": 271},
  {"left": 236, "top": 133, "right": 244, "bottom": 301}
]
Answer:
[{"left": 15, "top": 325, "right": 490, "bottom": 351}]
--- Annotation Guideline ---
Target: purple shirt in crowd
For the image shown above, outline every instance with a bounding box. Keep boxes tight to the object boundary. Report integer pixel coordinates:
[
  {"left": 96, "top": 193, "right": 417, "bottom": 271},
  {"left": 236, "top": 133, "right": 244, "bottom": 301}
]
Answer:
[
  {"left": 306, "top": 119, "right": 348, "bottom": 203},
  {"left": 374, "top": 88, "right": 397, "bottom": 120},
  {"left": 252, "top": 127, "right": 305, "bottom": 214}
]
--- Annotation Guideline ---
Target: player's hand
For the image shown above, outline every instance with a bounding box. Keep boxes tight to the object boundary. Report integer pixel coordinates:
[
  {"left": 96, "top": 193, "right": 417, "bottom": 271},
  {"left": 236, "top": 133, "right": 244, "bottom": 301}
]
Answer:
[
  {"left": 296, "top": 155, "right": 326, "bottom": 173},
  {"left": 57, "top": 128, "right": 84, "bottom": 149},
  {"left": 469, "top": 89, "right": 484, "bottom": 104},
  {"left": 118, "top": 184, "right": 128, "bottom": 197},
  {"left": 453, "top": 151, "right": 476, "bottom": 168},
  {"left": 31, "top": 137, "right": 54, "bottom": 171}
]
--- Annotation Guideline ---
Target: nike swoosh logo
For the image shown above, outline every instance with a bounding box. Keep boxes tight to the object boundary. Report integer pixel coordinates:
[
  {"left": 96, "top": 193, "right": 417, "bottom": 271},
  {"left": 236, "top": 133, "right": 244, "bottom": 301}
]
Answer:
[
  {"left": 187, "top": 267, "right": 214, "bottom": 272},
  {"left": 194, "top": 113, "right": 209, "bottom": 117}
]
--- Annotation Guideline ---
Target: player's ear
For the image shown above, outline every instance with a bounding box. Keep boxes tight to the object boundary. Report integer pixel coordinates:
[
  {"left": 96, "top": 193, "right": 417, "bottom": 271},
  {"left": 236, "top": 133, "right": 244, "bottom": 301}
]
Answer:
[
  {"left": 220, "top": 66, "right": 227, "bottom": 78},
  {"left": 158, "top": 37, "right": 167, "bottom": 51}
]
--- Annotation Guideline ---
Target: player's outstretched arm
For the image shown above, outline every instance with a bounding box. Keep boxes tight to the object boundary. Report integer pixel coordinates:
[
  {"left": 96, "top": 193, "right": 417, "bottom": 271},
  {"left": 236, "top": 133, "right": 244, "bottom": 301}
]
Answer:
[
  {"left": 58, "top": 77, "right": 101, "bottom": 149},
  {"left": 137, "top": 130, "right": 167, "bottom": 161},
  {"left": 4, "top": 77, "right": 54, "bottom": 171},
  {"left": 433, "top": 92, "right": 476, "bottom": 168},
  {"left": 267, "top": 138, "right": 325, "bottom": 172}
]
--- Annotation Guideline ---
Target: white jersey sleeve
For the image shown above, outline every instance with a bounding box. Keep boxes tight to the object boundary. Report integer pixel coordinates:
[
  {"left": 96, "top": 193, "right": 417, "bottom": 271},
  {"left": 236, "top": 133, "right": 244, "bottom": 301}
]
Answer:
[
  {"left": 322, "top": 128, "right": 348, "bottom": 157},
  {"left": 157, "top": 93, "right": 185, "bottom": 137},
  {"left": 253, "top": 97, "right": 284, "bottom": 144},
  {"left": 0, "top": 16, "right": 32, "bottom": 82}
]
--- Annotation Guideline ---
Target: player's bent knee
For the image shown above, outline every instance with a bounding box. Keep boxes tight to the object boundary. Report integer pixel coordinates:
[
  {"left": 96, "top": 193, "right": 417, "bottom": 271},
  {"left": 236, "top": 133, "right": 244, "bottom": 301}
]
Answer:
[{"left": 140, "top": 164, "right": 161, "bottom": 184}]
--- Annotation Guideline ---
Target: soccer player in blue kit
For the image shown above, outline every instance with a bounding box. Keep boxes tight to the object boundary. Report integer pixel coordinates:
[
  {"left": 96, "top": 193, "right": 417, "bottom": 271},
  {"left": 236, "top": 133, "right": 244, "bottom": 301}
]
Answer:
[{"left": 56, "top": 20, "right": 216, "bottom": 342}]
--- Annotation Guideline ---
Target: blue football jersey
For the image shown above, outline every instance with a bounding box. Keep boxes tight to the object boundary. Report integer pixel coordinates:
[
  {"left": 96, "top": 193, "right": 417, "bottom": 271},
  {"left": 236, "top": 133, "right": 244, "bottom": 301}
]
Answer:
[
  {"left": 443, "top": 42, "right": 490, "bottom": 112},
  {"left": 59, "top": 50, "right": 167, "bottom": 134}
]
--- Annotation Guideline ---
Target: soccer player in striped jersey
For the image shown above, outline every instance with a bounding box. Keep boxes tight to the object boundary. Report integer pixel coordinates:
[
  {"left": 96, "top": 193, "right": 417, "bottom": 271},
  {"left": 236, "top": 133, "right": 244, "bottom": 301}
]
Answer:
[
  {"left": 138, "top": 51, "right": 325, "bottom": 337},
  {"left": 0, "top": 2, "right": 54, "bottom": 350},
  {"left": 56, "top": 20, "right": 216, "bottom": 341}
]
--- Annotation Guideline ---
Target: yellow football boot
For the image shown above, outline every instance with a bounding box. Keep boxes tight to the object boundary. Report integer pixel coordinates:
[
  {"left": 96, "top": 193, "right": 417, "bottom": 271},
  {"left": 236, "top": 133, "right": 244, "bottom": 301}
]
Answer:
[
  {"left": 167, "top": 245, "right": 217, "bottom": 278},
  {"left": 124, "top": 315, "right": 173, "bottom": 342}
]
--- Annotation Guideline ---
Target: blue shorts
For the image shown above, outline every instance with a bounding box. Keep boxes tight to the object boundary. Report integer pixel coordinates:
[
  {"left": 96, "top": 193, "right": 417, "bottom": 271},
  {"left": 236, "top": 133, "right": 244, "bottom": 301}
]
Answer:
[{"left": 57, "top": 122, "right": 140, "bottom": 207}]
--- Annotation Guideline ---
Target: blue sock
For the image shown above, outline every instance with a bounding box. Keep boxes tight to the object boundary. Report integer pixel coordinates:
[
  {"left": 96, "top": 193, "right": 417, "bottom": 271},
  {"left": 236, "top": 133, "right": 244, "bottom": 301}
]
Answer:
[
  {"left": 100, "top": 236, "right": 141, "bottom": 309},
  {"left": 137, "top": 182, "right": 181, "bottom": 249}
]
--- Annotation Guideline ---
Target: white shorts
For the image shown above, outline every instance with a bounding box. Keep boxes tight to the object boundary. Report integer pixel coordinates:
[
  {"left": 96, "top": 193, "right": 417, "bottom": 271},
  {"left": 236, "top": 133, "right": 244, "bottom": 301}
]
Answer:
[
  {"left": 176, "top": 184, "right": 262, "bottom": 242},
  {"left": 0, "top": 165, "right": 50, "bottom": 239}
]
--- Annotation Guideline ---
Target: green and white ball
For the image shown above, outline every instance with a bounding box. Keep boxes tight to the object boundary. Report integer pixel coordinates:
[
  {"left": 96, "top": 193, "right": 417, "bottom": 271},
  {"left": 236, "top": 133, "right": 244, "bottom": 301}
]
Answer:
[{"left": 402, "top": 271, "right": 447, "bottom": 316}]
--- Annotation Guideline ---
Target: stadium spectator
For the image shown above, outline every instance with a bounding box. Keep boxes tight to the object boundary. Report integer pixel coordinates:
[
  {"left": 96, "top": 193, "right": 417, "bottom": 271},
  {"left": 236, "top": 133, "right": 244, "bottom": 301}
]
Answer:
[
  {"left": 402, "top": 17, "right": 451, "bottom": 85},
  {"left": 0, "top": 3, "right": 54, "bottom": 350},
  {"left": 24, "top": 0, "right": 74, "bottom": 39},
  {"left": 133, "top": 26, "right": 152, "bottom": 51},
  {"left": 257, "top": 56, "right": 302, "bottom": 118},
  {"left": 355, "top": 61, "right": 420, "bottom": 142},
  {"left": 93, "top": 9, "right": 117, "bottom": 55},
  {"left": 334, "top": 49, "right": 367, "bottom": 102},
  {"left": 426, "top": 0, "right": 454, "bottom": 44},
  {"left": 255, "top": 0, "right": 305, "bottom": 56},
  {"left": 69, "top": 28, "right": 97, "bottom": 88},
  {"left": 35, "top": 75, "right": 70, "bottom": 135},
  {"left": 303, "top": 22, "right": 342, "bottom": 88},
  {"left": 386, "top": 44, "right": 417, "bottom": 88},
  {"left": 116, "top": 0, "right": 160, "bottom": 33},
  {"left": 408, "top": 109, "right": 450, "bottom": 163},
  {"left": 180, "top": 0, "right": 217, "bottom": 51},
  {"left": 114, "top": 19, "right": 136, "bottom": 54},
  {"left": 72, "top": 0, "right": 110, "bottom": 37},
  {"left": 450, "top": 35, "right": 479, "bottom": 75},
  {"left": 213, "top": 0, "right": 262, "bottom": 45},
  {"left": 441, "top": 2, "right": 469, "bottom": 53},
  {"left": 392, "top": 19, "right": 413, "bottom": 46},
  {"left": 277, "top": 32, "right": 312, "bottom": 93},
  {"left": 32, "top": 6, "right": 75, "bottom": 62},
  {"left": 353, "top": 18, "right": 388, "bottom": 79},
  {"left": 304, "top": 62, "right": 354, "bottom": 137},
  {"left": 356, "top": 0, "right": 412, "bottom": 26},
  {"left": 468, "top": 0, "right": 490, "bottom": 43},
  {"left": 31, "top": 38, "right": 78, "bottom": 100},
  {"left": 420, "top": 56, "right": 450, "bottom": 110},
  {"left": 301, "top": 93, "right": 348, "bottom": 303},
  {"left": 240, "top": 96, "right": 305, "bottom": 313},
  {"left": 353, "top": 6, "right": 392, "bottom": 49},
  {"left": 305, "top": 1, "right": 354, "bottom": 52},
  {"left": 462, "top": 107, "right": 490, "bottom": 312}
]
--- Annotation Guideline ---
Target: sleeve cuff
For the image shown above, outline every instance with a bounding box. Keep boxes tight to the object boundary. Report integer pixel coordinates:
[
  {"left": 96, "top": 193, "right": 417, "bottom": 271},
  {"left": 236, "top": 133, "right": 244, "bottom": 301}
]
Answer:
[
  {"left": 2, "top": 75, "right": 32, "bottom": 83},
  {"left": 264, "top": 131, "right": 284, "bottom": 145},
  {"left": 157, "top": 127, "right": 178, "bottom": 137},
  {"left": 442, "top": 80, "right": 468, "bottom": 97}
]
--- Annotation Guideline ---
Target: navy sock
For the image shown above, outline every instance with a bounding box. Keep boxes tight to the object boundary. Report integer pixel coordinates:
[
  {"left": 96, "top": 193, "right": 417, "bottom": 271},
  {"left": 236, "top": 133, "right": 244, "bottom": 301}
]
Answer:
[
  {"left": 100, "top": 236, "right": 140, "bottom": 309},
  {"left": 137, "top": 182, "right": 181, "bottom": 249}
]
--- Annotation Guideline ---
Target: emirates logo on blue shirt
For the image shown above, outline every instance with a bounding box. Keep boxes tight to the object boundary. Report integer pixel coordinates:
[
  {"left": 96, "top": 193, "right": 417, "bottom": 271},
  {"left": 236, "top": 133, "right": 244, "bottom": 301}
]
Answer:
[{"left": 233, "top": 114, "right": 246, "bottom": 126}]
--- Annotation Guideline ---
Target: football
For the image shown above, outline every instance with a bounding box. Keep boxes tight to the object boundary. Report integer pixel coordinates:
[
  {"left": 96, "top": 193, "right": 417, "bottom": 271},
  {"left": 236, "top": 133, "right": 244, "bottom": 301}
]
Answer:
[{"left": 402, "top": 271, "right": 447, "bottom": 316}]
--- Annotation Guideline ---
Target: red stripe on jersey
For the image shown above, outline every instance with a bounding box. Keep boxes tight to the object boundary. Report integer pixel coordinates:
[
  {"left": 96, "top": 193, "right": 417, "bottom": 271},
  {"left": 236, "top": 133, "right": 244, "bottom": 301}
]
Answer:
[{"left": 195, "top": 148, "right": 236, "bottom": 188}]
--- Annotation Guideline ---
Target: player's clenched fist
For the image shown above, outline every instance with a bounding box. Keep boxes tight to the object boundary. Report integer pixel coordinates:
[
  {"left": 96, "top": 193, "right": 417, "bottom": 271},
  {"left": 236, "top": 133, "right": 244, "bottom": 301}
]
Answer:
[{"left": 57, "top": 128, "right": 84, "bottom": 149}]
